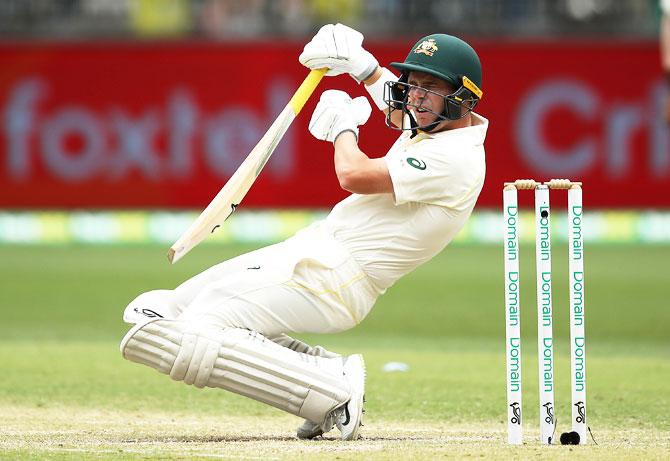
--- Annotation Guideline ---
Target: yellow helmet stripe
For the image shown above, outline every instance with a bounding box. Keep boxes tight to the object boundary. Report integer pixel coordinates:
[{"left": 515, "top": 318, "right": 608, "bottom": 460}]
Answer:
[{"left": 462, "top": 76, "right": 483, "bottom": 100}]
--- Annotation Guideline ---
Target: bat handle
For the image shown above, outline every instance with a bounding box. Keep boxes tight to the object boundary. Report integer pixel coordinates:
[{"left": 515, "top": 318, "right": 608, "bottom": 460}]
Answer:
[{"left": 288, "top": 68, "right": 327, "bottom": 115}]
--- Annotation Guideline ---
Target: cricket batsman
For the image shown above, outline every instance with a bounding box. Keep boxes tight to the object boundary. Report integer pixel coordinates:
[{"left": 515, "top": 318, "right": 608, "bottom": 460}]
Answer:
[{"left": 119, "top": 24, "right": 488, "bottom": 440}]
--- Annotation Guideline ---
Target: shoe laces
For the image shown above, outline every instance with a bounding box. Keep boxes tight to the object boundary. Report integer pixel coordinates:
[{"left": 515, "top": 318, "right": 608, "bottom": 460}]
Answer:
[{"left": 321, "top": 405, "right": 345, "bottom": 432}]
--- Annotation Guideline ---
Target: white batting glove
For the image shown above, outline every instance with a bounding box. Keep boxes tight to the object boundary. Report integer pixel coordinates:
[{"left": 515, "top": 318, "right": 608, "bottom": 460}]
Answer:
[
  {"left": 299, "top": 23, "right": 379, "bottom": 83},
  {"left": 309, "top": 90, "right": 372, "bottom": 143}
]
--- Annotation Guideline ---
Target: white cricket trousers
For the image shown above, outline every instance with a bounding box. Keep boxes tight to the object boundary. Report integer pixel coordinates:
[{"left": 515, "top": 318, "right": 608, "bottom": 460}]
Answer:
[{"left": 172, "top": 223, "right": 381, "bottom": 336}]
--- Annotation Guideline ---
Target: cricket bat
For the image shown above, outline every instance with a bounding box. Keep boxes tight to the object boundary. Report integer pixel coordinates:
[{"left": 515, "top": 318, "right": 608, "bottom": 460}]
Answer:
[{"left": 167, "top": 68, "right": 327, "bottom": 264}]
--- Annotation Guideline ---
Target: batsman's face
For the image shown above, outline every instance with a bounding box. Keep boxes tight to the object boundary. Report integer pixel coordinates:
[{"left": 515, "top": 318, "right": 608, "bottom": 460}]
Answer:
[{"left": 406, "top": 71, "right": 455, "bottom": 128}]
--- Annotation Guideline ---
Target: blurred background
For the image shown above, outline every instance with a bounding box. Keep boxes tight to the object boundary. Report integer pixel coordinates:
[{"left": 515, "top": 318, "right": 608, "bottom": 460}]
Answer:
[
  {"left": 1, "top": 0, "right": 669, "bottom": 246},
  {"left": 0, "top": 0, "right": 663, "bottom": 38},
  {"left": 0, "top": 0, "right": 668, "bottom": 243}
]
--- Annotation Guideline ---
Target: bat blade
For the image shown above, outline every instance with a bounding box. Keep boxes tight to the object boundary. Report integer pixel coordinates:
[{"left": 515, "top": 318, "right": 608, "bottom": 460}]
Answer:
[{"left": 168, "top": 68, "right": 326, "bottom": 264}]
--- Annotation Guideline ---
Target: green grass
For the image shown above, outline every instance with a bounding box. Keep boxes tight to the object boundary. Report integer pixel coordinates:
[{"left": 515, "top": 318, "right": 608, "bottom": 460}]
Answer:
[{"left": 1, "top": 243, "right": 669, "bottom": 459}]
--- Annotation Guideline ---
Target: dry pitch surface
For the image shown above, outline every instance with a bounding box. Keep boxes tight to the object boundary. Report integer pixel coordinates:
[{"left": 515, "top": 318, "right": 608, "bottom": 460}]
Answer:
[{"left": 2, "top": 406, "right": 669, "bottom": 460}]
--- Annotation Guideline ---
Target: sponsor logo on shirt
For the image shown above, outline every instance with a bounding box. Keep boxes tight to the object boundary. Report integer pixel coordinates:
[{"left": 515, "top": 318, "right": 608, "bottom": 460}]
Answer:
[{"left": 407, "top": 157, "right": 427, "bottom": 170}]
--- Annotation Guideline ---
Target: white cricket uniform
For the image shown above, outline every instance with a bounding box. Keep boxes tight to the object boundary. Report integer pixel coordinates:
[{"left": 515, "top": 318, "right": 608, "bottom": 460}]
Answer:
[{"left": 152, "top": 113, "right": 488, "bottom": 337}]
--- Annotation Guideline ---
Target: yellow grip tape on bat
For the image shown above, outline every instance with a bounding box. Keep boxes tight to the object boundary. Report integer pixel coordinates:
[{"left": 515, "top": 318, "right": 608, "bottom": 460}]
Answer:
[{"left": 288, "top": 68, "right": 328, "bottom": 115}]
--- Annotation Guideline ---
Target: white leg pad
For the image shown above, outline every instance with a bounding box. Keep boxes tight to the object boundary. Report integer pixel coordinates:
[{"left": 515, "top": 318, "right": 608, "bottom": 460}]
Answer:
[
  {"left": 268, "top": 333, "right": 341, "bottom": 359},
  {"left": 120, "top": 319, "right": 350, "bottom": 423}
]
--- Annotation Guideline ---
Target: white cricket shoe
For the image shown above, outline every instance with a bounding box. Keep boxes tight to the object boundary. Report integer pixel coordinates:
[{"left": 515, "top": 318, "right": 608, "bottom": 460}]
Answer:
[
  {"left": 296, "top": 419, "right": 325, "bottom": 440},
  {"left": 336, "top": 353, "right": 366, "bottom": 440},
  {"left": 295, "top": 354, "right": 366, "bottom": 441}
]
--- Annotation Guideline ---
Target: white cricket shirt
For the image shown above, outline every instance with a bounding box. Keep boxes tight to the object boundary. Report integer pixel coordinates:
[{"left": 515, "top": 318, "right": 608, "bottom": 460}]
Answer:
[{"left": 324, "top": 112, "right": 488, "bottom": 292}]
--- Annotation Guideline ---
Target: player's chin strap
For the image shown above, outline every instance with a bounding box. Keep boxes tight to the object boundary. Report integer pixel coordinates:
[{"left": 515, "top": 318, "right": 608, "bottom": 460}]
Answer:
[{"left": 407, "top": 109, "right": 421, "bottom": 138}]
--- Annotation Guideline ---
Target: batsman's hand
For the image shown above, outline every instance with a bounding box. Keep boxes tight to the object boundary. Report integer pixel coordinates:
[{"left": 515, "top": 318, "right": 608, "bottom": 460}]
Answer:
[
  {"left": 299, "top": 23, "right": 379, "bottom": 83},
  {"left": 309, "top": 90, "right": 372, "bottom": 143}
]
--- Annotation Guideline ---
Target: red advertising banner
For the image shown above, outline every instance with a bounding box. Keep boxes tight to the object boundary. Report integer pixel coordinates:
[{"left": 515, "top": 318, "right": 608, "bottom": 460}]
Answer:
[{"left": 0, "top": 40, "right": 668, "bottom": 209}]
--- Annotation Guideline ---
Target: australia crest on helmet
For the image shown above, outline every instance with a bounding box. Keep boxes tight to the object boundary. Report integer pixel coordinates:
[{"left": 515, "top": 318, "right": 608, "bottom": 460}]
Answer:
[{"left": 414, "top": 38, "right": 438, "bottom": 57}]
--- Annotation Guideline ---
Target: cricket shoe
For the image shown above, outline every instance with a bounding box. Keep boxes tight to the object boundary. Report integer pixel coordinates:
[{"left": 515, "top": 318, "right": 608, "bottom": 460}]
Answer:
[
  {"left": 295, "top": 354, "right": 366, "bottom": 441},
  {"left": 296, "top": 419, "right": 325, "bottom": 440},
  {"left": 336, "top": 353, "right": 366, "bottom": 440}
]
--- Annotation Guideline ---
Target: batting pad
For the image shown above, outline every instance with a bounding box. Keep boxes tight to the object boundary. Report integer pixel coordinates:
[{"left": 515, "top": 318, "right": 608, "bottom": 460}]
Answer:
[
  {"left": 120, "top": 319, "right": 351, "bottom": 423},
  {"left": 268, "top": 333, "right": 341, "bottom": 359}
]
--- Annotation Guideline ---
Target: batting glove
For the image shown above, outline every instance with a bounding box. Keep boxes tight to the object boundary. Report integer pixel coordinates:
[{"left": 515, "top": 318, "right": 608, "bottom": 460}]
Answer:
[
  {"left": 309, "top": 90, "right": 372, "bottom": 143},
  {"left": 299, "top": 23, "right": 379, "bottom": 83}
]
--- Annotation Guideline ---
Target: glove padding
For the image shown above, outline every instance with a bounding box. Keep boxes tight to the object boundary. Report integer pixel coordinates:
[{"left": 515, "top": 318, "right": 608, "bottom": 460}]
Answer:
[
  {"left": 299, "top": 23, "right": 379, "bottom": 83},
  {"left": 309, "top": 90, "right": 372, "bottom": 143}
]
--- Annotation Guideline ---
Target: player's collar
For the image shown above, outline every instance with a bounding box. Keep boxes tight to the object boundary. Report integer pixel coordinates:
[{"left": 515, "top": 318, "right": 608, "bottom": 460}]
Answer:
[{"left": 418, "top": 112, "right": 488, "bottom": 141}]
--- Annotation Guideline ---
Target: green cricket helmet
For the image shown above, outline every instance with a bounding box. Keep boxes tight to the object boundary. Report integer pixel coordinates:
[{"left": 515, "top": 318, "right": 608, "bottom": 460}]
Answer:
[{"left": 385, "top": 34, "right": 483, "bottom": 132}]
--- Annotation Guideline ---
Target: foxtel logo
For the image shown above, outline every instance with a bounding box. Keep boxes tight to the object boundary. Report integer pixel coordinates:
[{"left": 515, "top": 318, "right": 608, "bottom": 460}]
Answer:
[{"left": 2, "top": 78, "right": 295, "bottom": 182}]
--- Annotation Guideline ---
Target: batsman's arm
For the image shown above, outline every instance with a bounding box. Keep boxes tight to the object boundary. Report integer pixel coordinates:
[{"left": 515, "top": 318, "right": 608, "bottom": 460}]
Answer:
[{"left": 332, "top": 131, "right": 393, "bottom": 195}]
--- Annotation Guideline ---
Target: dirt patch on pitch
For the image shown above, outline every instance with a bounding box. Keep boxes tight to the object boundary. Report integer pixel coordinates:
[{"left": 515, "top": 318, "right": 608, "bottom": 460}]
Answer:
[{"left": 1, "top": 406, "right": 669, "bottom": 460}]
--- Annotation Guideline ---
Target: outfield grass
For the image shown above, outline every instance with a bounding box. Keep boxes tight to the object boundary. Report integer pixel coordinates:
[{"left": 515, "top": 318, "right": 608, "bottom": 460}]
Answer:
[{"left": 1, "top": 244, "right": 669, "bottom": 459}]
